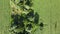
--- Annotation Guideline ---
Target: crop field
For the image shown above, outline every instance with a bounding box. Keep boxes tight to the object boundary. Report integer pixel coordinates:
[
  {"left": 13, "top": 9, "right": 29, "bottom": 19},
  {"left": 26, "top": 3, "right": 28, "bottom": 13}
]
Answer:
[{"left": 0, "top": 0, "right": 60, "bottom": 34}]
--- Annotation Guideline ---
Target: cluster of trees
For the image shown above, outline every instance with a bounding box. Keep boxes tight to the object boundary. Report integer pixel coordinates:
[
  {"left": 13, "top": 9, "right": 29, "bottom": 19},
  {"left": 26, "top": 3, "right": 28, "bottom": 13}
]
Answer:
[
  {"left": 10, "top": 0, "right": 40, "bottom": 34},
  {"left": 11, "top": 9, "right": 39, "bottom": 34}
]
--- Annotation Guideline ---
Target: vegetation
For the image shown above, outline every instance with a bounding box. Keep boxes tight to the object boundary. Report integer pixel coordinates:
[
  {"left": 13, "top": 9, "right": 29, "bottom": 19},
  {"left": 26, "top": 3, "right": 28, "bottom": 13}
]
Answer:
[{"left": 10, "top": 0, "right": 40, "bottom": 34}]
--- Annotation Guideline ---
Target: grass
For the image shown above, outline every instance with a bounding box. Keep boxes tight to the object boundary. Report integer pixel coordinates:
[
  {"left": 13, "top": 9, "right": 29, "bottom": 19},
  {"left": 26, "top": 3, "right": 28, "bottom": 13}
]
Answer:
[
  {"left": 33, "top": 0, "right": 60, "bottom": 34},
  {"left": 0, "top": 0, "right": 60, "bottom": 34},
  {"left": 0, "top": 0, "right": 11, "bottom": 34}
]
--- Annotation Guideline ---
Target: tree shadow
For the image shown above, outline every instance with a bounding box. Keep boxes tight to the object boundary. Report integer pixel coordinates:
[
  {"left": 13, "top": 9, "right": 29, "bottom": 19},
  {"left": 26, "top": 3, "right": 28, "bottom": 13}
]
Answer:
[{"left": 34, "top": 12, "right": 39, "bottom": 24}]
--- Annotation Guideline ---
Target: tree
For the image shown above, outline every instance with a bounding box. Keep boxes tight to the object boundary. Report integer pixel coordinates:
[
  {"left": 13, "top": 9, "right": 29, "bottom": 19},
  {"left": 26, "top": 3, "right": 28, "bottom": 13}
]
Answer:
[
  {"left": 26, "top": 9, "right": 34, "bottom": 18},
  {"left": 26, "top": 24, "right": 32, "bottom": 30},
  {"left": 25, "top": 0, "right": 33, "bottom": 6}
]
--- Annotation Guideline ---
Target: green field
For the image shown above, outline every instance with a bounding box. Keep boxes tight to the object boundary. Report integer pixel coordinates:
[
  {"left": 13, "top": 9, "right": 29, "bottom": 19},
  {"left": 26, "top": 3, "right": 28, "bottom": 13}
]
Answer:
[
  {"left": 0, "top": 0, "right": 11, "bottom": 34},
  {"left": 0, "top": 0, "right": 60, "bottom": 34}
]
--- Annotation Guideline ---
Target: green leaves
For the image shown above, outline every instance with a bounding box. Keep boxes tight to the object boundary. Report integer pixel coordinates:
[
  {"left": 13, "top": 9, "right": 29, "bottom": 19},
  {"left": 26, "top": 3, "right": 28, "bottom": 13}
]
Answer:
[{"left": 10, "top": 0, "right": 40, "bottom": 34}]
